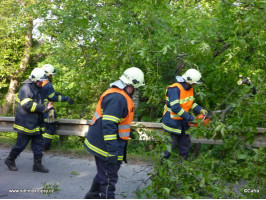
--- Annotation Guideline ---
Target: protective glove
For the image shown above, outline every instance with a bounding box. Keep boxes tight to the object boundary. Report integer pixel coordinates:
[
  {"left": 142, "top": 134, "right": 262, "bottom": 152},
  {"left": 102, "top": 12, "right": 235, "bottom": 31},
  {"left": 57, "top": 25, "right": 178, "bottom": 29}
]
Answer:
[
  {"left": 67, "top": 97, "right": 74, "bottom": 105},
  {"left": 106, "top": 155, "right": 118, "bottom": 164},
  {"left": 200, "top": 109, "right": 208, "bottom": 115},
  {"left": 47, "top": 109, "right": 55, "bottom": 123}
]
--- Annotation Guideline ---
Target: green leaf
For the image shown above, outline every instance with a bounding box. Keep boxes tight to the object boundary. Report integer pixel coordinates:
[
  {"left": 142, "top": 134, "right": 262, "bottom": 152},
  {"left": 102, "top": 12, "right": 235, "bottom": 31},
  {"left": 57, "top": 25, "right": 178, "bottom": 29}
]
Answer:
[
  {"left": 237, "top": 154, "right": 247, "bottom": 160},
  {"left": 163, "top": 187, "right": 170, "bottom": 194}
]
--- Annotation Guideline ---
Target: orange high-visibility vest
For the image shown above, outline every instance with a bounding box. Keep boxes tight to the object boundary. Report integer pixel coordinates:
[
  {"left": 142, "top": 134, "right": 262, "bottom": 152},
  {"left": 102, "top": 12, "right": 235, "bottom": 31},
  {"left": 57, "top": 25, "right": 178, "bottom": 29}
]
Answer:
[
  {"left": 42, "top": 80, "right": 49, "bottom": 87},
  {"left": 164, "top": 83, "right": 194, "bottom": 120},
  {"left": 42, "top": 80, "right": 54, "bottom": 106},
  {"left": 90, "top": 87, "right": 135, "bottom": 140}
]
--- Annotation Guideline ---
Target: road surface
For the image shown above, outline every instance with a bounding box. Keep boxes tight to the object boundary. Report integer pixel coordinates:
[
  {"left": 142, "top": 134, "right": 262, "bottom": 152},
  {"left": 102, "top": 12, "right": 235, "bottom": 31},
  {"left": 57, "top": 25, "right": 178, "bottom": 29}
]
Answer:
[{"left": 0, "top": 147, "right": 152, "bottom": 199}]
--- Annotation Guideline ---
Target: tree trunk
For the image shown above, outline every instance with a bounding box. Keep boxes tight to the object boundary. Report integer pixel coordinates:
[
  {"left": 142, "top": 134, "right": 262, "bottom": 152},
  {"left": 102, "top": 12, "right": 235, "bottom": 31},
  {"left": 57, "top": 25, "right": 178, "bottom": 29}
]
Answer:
[
  {"left": 0, "top": 18, "right": 33, "bottom": 115},
  {"left": 0, "top": 78, "right": 19, "bottom": 115}
]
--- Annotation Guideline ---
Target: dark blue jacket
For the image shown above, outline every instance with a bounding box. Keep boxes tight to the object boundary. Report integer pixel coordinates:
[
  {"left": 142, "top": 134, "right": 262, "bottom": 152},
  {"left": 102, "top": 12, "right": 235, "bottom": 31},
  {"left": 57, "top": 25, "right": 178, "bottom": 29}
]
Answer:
[
  {"left": 13, "top": 79, "right": 46, "bottom": 135},
  {"left": 42, "top": 81, "right": 69, "bottom": 121},
  {"left": 162, "top": 82, "right": 202, "bottom": 134},
  {"left": 84, "top": 87, "right": 129, "bottom": 161}
]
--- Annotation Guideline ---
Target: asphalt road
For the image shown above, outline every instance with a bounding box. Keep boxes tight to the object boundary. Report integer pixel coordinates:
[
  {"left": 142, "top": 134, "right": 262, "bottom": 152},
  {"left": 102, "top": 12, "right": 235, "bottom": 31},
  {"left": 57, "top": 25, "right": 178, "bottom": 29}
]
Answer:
[{"left": 0, "top": 147, "right": 152, "bottom": 199}]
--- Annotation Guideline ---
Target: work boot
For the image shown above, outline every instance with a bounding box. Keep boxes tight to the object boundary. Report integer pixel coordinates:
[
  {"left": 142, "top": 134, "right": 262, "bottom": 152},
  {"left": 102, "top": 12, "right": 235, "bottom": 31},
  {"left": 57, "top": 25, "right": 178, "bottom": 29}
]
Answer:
[
  {"left": 84, "top": 179, "right": 101, "bottom": 199},
  {"left": 33, "top": 154, "right": 49, "bottom": 173},
  {"left": 5, "top": 152, "right": 18, "bottom": 171}
]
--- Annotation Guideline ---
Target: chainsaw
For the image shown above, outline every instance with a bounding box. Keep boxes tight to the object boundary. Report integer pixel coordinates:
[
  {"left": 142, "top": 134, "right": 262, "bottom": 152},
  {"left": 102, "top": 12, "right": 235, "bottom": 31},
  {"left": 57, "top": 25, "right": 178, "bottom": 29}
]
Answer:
[{"left": 189, "top": 113, "right": 211, "bottom": 127}]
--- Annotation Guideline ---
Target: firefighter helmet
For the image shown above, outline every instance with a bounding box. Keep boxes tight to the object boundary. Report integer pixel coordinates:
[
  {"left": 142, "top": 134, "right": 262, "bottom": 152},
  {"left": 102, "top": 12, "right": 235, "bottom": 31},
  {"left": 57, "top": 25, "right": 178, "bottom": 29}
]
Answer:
[
  {"left": 29, "top": 68, "right": 47, "bottom": 82},
  {"left": 182, "top": 69, "right": 202, "bottom": 85},
  {"left": 41, "top": 64, "right": 56, "bottom": 76},
  {"left": 119, "top": 67, "right": 145, "bottom": 88}
]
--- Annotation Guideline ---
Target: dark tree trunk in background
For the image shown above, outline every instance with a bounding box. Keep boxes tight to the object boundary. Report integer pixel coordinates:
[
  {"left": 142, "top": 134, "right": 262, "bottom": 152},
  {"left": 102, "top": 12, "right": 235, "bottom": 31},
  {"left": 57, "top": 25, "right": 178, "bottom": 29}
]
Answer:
[{"left": 0, "top": 17, "right": 33, "bottom": 115}]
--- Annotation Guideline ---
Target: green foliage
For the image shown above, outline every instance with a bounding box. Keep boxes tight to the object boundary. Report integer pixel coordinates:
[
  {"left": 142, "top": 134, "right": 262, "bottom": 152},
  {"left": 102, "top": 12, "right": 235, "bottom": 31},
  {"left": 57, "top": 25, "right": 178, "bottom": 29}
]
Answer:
[
  {"left": 1, "top": 0, "right": 265, "bottom": 120},
  {"left": 136, "top": 131, "right": 265, "bottom": 199},
  {"left": 42, "top": 182, "right": 62, "bottom": 196},
  {"left": 51, "top": 135, "right": 85, "bottom": 150},
  {"left": 0, "top": 132, "right": 17, "bottom": 147},
  {"left": 33, "top": 0, "right": 265, "bottom": 120},
  {"left": 0, "top": 0, "right": 26, "bottom": 89},
  {"left": 70, "top": 171, "right": 80, "bottom": 175},
  {"left": 1, "top": 1, "right": 265, "bottom": 198}
]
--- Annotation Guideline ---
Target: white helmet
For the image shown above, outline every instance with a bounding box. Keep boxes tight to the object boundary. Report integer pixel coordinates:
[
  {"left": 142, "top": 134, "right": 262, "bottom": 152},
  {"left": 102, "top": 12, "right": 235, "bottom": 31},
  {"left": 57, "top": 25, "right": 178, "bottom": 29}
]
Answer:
[
  {"left": 182, "top": 69, "right": 202, "bottom": 85},
  {"left": 29, "top": 68, "right": 47, "bottom": 82},
  {"left": 119, "top": 67, "right": 145, "bottom": 89},
  {"left": 41, "top": 64, "right": 56, "bottom": 76}
]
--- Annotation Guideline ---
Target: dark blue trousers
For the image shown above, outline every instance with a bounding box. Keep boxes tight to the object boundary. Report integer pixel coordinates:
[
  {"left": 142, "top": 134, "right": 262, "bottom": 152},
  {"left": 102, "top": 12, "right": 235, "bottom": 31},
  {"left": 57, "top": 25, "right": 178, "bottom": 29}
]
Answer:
[
  {"left": 164, "top": 130, "right": 191, "bottom": 160},
  {"left": 11, "top": 132, "right": 44, "bottom": 156},
  {"left": 93, "top": 156, "right": 121, "bottom": 199}
]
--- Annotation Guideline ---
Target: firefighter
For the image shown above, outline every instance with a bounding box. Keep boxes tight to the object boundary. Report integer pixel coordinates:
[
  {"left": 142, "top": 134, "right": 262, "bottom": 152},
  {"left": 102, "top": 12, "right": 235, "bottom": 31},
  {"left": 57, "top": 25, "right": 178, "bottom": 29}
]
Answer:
[
  {"left": 5, "top": 68, "right": 51, "bottom": 173},
  {"left": 84, "top": 67, "right": 145, "bottom": 199},
  {"left": 41, "top": 64, "right": 74, "bottom": 151},
  {"left": 162, "top": 69, "right": 207, "bottom": 160}
]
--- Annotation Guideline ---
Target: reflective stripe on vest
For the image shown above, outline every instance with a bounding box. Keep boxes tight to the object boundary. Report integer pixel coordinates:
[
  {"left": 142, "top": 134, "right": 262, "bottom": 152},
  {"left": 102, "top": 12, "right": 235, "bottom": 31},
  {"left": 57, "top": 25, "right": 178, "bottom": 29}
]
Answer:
[
  {"left": 164, "top": 83, "right": 194, "bottom": 120},
  {"left": 90, "top": 88, "right": 135, "bottom": 140},
  {"left": 118, "top": 123, "right": 131, "bottom": 136}
]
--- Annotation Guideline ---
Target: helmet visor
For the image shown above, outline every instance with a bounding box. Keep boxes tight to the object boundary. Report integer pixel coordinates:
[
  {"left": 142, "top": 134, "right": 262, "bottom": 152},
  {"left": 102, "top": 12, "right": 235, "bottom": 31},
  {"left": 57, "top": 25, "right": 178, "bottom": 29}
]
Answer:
[
  {"left": 38, "top": 74, "right": 47, "bottom": 82},
  {"left": 195, "top": 77, "right": 202, "bottom": 84},
  {"left": 51, "top": 68, "right": 56, "bottom": 74}
]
